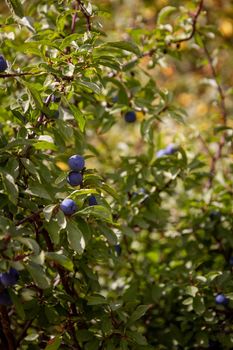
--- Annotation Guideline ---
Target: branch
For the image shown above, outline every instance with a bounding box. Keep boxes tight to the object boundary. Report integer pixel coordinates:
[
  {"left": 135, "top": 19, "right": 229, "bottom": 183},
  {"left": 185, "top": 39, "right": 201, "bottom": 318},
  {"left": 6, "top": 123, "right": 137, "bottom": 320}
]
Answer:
[
  {"left": 0, "top": 305, "right": 16, "bottom": 350},
  {"left": 16, "top": 319, "right": 33, "bottom": 348},
  {"left": 71, "top": 1, "right": 79, "bottom": 34},
  {"left": 40, "top": 229, "right": 81, "bottom": 350},
  {"left": 172, "top": 0, "right": 204, "bottom": 43},
  {"left": 77, "top": 0, "right": 91, "bottom": 32},
  {"left": 16, "top": 209, "right": 43, "bottom": 226},
  {"left": 0, "top": 72, "right": 44, "bottom": 79},
  {"left": 202, "top": 43, "right": 228, "bottom": 188}
]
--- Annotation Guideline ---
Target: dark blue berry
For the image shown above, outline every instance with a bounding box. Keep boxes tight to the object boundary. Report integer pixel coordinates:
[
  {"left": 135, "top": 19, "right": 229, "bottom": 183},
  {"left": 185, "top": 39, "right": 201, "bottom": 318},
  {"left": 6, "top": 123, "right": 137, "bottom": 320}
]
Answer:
[
  {"left": 0, "top": 56, "right": 7, "bottom": 73},
  {"left": 60, "top": 198, "right": 77, "bottom": 215},
  {"left": 88, "top": 195, "right": 97, "bottom": 206},
  {"left": 124, "top": 111, "right": 136, "bottom": 123},
  {"left": 67, "top": 172, "right": 83, "bottom": 186}
]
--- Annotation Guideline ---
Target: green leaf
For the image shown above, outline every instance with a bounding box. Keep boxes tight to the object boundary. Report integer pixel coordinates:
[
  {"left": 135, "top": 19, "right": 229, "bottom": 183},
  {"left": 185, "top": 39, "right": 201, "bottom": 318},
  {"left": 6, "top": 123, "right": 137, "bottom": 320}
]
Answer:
[
  {"left": 77, "top": 205, "right": 112, "bottom": 223},
  {"left": 5, "top": 0, "right": 24, "bottom": 18},
  {"left": 127, "top": 331, "right": 147, "bottom": 345},
  {"left": 43, "top": 204, "right": 57, "bottom": 222},
  {"left": 68, "top": 103, "right": 86, "bottom": 132},
  {"left": 87, "top": 295, "right": 108, "bottom": 305},
  {"left": 101, "top": 183, "right": 120, "bottom": 200},
  {"left": 2, "top": 171, "right": 18, "bottom": 205},
  {"left": 66, "top": 220, "right": 85, "bottom": 254},
  {"left": 27, "top": 262, "right": 50, "bottom": 289},
  {"left": 15, "top": 237, "right": 40, "bottom": 255},
  {"left": 193, "top": 296, "right": 205, "bottom": 315},
  {"left": 106, "top": 41, "right": 140, "bottom": 55},
  {"left": 46, "top": 252, "right": 74, "bottom": 272},
  {"left": 128, "top": 305, "right": 150, "bottom": 324},
  {"left": 25, "top": 182, "right": 52, "bottom": 200},
  {"left": 157, "top": 6, "right": 176, "bottom": 24},
  {"left": 8, "top": 289, "right": 25, "bottom": 319},
  {"left": 185, "top": 286, "right": 198, "bottom": 297},
  {"left": 99, "top": 225, "right": 117, "bottom": 245},
  {"left": 44, "top": 337, "right": 62, "bottom": 350}
]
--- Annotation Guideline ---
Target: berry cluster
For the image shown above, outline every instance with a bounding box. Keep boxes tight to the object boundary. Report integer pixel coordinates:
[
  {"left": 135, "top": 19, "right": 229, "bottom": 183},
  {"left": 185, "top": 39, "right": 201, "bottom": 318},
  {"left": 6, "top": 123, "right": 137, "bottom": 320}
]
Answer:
[{"left": 60, "top": 154, "right": 98, "bottom": 215}]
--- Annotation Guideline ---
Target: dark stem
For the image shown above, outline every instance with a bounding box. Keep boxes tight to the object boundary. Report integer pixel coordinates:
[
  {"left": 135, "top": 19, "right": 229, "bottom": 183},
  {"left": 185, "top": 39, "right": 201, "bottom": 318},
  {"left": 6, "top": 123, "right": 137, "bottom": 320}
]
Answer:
[
  {"left": 71, "top": 1, "right": 79, "bottom": 34},
  {"left": 172, "top": 0, "right": 204, "bottom": 43},
  {"left": 0, "top": 305, "right": 16, "bottom": 350},
  {"left": 16, "top": 319, "right": 34, "bottom": 348},
  {"left": 77, "top": 0, "right": 91, "bottom": 32},
  {"left": 202, "top": 43, "right": 228, "bottom": 188},
  {"left": 40, "top": 229, "right": 81, "bottom": 349}
]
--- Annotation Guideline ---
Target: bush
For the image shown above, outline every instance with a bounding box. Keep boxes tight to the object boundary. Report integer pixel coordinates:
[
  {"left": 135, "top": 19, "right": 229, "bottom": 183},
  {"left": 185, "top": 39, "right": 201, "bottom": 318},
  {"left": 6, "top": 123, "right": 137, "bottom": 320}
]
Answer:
[{"left": 0, "top": 0, "right": 232, "bottom": 349}]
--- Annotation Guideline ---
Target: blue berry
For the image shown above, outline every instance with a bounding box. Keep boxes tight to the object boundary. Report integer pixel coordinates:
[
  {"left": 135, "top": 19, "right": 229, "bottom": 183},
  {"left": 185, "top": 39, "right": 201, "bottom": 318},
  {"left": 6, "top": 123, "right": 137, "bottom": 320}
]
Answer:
[
  {"left": 115, "top": 244, "right": 122, "bottom": 256},
  {"left": 156, "top": 149, "right": 167, "bottom": 158},
  {"left": 68, "top": 154, "right": 85, "bottom": 171},
  {"left": 88, "top": 195, "right": 97, "bottom": 206},
  {"left": 165, "top": 144, "right": 177, "bottom": 155},
  {"left": 67, "top": 171, "right": 83, "bottom": 186},
  {"left": 0, "top": 55, "right": 7, "bottom": 73},
  {"left": 229, "top": 256, "right": 233, "bottom": 266},
  {"left": 124, "top": 111, "right": 136, "bottom": 123},
  {"left": 60, "top": 198, "right": 77, "bottom": 215},
  {"left": 0, "top": 268, "right": 19, "bottom": 287},
  {"left": 215, "top": 293, "right": 228, "bottom": 305}
]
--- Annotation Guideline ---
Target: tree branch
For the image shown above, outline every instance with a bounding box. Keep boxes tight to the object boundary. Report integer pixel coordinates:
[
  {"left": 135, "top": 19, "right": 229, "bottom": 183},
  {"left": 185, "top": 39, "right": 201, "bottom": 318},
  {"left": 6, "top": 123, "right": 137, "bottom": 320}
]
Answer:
[
  {"left": 202, "top": 43, "right": 228, "bottom": 188},
  {"left": 0, "top": 305, "right": 16, "bottom": 350},
  {"left": 77, "top": 0, "right": 91, "bottom": 32},
  {"left": 172, "top": 0, "right": 204, "bottom": 43}
]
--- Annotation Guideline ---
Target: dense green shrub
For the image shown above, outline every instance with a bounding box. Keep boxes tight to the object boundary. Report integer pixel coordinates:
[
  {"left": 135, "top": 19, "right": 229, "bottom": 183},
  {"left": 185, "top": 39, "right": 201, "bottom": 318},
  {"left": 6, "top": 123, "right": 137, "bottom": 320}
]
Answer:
[{"left": 0, "top": 0, "right": 232, "bottom": 349}]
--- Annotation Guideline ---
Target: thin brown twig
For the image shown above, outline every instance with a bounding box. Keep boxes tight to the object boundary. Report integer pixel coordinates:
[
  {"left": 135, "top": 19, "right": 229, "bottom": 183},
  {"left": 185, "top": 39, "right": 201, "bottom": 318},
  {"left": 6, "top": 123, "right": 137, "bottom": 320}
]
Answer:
[
  {"left": 77, "top": 0, "right": 91, "bottom": 32},
  {"left": 202, "top": 43, "right": 228, "bottom": 188},
  {"left": 71, "top": 1, "right": 79, "bottom": 34},
  {"left": 0, "top": 72, "right": 44, "bottom": 79},
  {"left": 16, "top": 319, "right": 34, "bottom": 348},
  {"left": 0, "top": 306, "right": 16, "bottom": 350},
  {"left": 172, "top": 0, "right": 204, "bottom": 43}
]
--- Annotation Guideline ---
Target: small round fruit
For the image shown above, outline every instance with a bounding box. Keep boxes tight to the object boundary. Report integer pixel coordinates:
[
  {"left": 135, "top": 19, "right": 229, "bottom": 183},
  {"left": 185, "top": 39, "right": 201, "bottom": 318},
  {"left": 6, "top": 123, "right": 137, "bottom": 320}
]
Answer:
[
  {"left": 215, "top": 293, "right": 228, "bottom": 305},
  {"left": 229, "top": 257, "right": 233, "bottom": 266},
  {"left": 209, "top": 211, "right": 221, "bottom": 221},
  {"left": 0, "top": 290, "right": 12, "bottom": 306},
  {"left": 124, "top": 111, "right": 136, "bottom": 123},
  {"left": 112, "top": 95, "right": 118, "bottom": 103},
  {"left": 68, "top": 154, "right": 85, "bottom": 171},
  {"left": 0, "top": 55, "right": 8, "bottom": 73},
  {"left": 0, "top": 268, "right": 19, "bottom": 287},
  {"left": 156, "top": 149, "right": 167, "bottom": 158},
  {"left": 88, "top": 195, "right": 97, "bottom": 206},
  {"left": 60, "top": 198, "right": 77, "bottom": 215},
  {"left": 115, "top": 244, "right": 122, "bottom": 256},
  {"left": 67, "top": 171, "right": 83, "bottom": 186},
  {"left": 165, "top": 144, "right": 177, "bottom": 155}
]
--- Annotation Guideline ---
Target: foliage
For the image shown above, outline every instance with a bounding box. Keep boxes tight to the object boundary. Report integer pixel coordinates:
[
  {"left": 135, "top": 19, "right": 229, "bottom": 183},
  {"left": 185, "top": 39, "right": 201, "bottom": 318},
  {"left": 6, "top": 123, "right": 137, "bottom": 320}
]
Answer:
[{"left": 0, "top": 0, "right": 232, "bottom": 349}]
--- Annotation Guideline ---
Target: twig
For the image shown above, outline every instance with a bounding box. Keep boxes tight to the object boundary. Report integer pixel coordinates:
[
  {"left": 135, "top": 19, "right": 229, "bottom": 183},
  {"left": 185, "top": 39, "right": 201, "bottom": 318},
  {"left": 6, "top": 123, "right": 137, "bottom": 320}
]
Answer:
[
  {"left": 16, "top": 319, "right": 34, "bottom": 348},
  {"left": 0, "top": 72, "right": 44, "bottom": 79},
  {"left": 203, "top": 44, "right": 227, "bottom": 126},
  {"left": 71, "top": 1, "right": 79, "bottom": 34},
  {"left": 16, "top": 209, "right": 43, "bottom": 226},
  {"left": 172, "top": 0, "right": 204, "bottom": 43},
  {"left": 202, "top": 43, "right": 228, "bottom": 188},
  {"left": 77, "top": 0, "right": 91, "bottom": 32},
  {"left": 0, "top": 305, "right": 16, "bottom": 350},
  {"left": 40, "top": 229, "right": 81, "bottom": 350}
]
